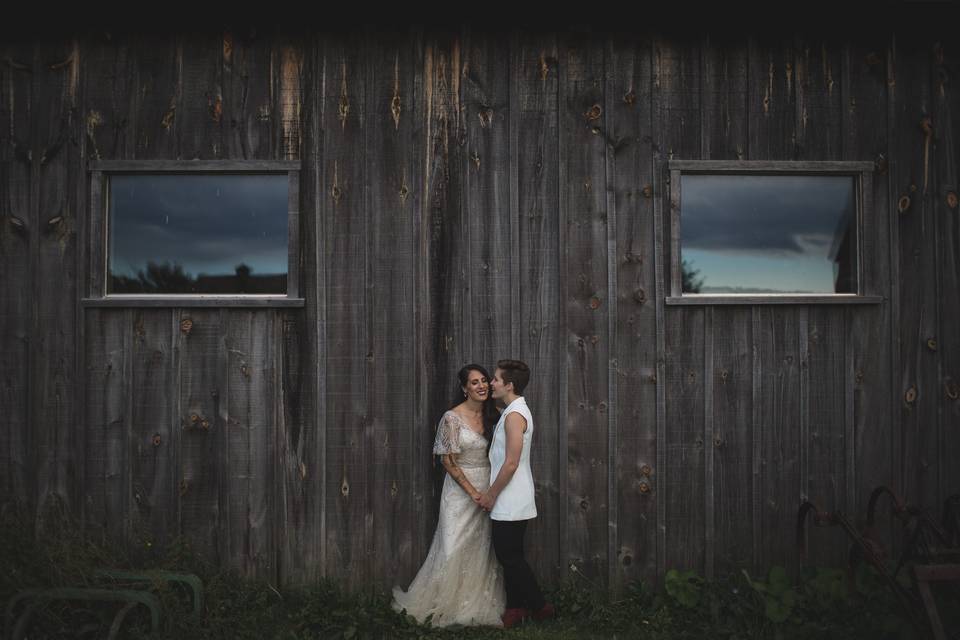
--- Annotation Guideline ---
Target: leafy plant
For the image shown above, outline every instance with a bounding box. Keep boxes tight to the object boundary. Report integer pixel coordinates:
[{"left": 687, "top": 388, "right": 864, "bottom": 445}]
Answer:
[
  {"left": 743, "top": 565, "right": 797, "bottom": 623},
  {"left": 664, "top": 568, "right": 703, "bottom": 608}
]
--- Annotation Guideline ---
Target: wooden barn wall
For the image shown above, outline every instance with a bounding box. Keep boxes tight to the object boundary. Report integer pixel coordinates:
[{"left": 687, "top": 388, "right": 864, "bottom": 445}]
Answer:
[{"left": 1, "top": 27, "right": 957, "bottom": 592}]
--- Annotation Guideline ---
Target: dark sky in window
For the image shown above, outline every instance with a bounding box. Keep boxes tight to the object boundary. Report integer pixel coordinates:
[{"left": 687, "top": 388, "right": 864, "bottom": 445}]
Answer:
[
  {"left": 109, "top": 174, "right": 288, "bottom": 280},
  {"left": 680, "top": 174, "right": 855, "bottom": 293}
]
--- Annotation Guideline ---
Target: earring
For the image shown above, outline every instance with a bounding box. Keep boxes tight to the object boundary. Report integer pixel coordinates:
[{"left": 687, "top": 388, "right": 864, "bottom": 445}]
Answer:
[{"left": 463, "top": 391, "right": 467, "bottom": 397}]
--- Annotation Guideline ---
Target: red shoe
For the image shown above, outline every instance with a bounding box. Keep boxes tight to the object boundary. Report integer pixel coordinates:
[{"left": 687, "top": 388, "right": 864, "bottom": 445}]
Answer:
[
  {"left": 531, "top": 602, "right": 555, "bottom": 621},
  {"left": 501, "top": 607, "right": 529, "bottom": 628}
]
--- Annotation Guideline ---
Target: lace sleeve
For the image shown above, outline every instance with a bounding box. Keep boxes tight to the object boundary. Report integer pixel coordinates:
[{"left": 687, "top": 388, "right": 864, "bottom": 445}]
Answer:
[{"left": 432, "top": 412, "right": 462, "bottom": 455}]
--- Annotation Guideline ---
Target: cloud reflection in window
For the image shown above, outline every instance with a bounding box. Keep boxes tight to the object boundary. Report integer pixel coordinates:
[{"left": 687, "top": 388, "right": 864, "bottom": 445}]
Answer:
[{"left": 680, "top": 174, "right": 856, "bottom": 294}]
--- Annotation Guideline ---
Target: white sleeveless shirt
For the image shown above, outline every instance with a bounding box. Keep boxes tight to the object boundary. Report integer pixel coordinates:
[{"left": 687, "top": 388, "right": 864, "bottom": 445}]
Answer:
[{"left": 488, "top": 397, "right": 537, "bottom": 521}]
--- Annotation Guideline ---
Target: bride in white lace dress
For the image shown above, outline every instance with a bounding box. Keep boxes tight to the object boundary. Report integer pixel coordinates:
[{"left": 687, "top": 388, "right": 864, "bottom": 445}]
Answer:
[{"left": 392, "top": 365, "right": 506, "bottom": 627}]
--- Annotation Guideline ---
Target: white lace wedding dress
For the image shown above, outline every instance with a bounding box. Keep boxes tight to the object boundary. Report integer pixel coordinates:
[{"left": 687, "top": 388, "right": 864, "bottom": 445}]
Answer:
[{"left": 392, "top": 410, "right": 506, "bottom": 627}]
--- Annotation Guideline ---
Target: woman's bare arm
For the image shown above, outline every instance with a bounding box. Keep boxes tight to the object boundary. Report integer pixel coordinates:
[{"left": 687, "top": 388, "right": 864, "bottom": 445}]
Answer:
[{"left": 441, "top": 453, "right": 481, "bottom": 500}]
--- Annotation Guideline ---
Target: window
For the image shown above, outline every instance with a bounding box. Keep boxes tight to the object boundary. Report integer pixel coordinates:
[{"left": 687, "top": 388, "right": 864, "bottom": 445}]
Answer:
[
  {"left": 84, "top": 161, "right": 302, "bottom": 307},
  {"left": 664, "top": 160, "right": 881, "bottom": 305}
]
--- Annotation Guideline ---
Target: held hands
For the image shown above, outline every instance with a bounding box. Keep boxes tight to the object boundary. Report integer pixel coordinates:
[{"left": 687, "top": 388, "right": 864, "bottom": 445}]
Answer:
[{"left": 475, "top": 491, "right": 496, "bottom": 512}]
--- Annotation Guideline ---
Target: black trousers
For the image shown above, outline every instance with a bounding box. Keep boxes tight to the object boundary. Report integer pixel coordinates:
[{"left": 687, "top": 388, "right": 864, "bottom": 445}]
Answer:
[{"left": 491, "top": 519, "right": 545, "bottom": 611}]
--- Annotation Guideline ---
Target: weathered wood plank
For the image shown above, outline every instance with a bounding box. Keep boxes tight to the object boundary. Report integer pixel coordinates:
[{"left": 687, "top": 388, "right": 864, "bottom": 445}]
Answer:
[
  {"left": 757, "top": 307, "right": 801, "bottom": 572},
  {"left": 748, "top": 35, "right": 797, "bottom": 161},
  {"left": 34, "top": 39, "right": 82, "bottom": 526},
  {"left": 461, "top": 30, "right": 512, "bottom": 369},
  {"left": 176, "top": 36, "right": 223, "bottom": 159},
  {"left": 278, "top": 307, "right": 319, "bottom": 585},
  {"left": 747, "top": 34, "right": 803, "bottom": 575},
  {"left": 805, "top": 306, "right": 848, "bottom": 566},
  {"left": 83, "top": 309, "right": 131, "bottom": 545},
  {"left": 131, "top": 35, "right": 180, "bottom": 159},
  {"left": 365, "top": 30, "right": 418, "bottom": 589},
  {"left": 177, "top": 309, "right": 226, "bottom": 565},
  {"left": 933, "top": 40, "right": 959, "bottom": 502},
  {"left": 700, "top": 34, "right": 751, "bottom": 579},
  {"left": 128, "top": 310, "right": 178, "bottom": 552},
  {"left": 221, "top": 29, "right": 274, "bottom": 160},
  {"left": 223, "top": 311, "right": 276, "bottom": 580},
  {"left": 82, "top": 32, "right": 137, "bottom": 161},
  {"left": 0, "top": 42, "right": 33, "bottom": 516},
  {"left": 407, "top": 28, "right": 433, "bottom": 578},
  {"left": 559, "top": 34, "right": 609, "bottom": 582},
  {"left": 608, "top": 32, "right": 658, "bottom": 587},
  {"left": 662, "top": 304, "right": 706, "bottom": 572},
  {"left": 322, "top": 35, "right": 369, "bottom": 587},
  {"left": 712, "top": 308, "right": 754, "bottom": 575},
  {"left": 276, "top": 41, "right": 303, "bottom": 162},
  {"left": 842, "top": 38, "right": 895, "bottom": 533},
  {"left": 795, "top": 37, "right": 850, "bottom": 565},
  {"left": 656, "top": 35, "right": 705, "bottom": 573},
  {"left": 419, "top": 32, "right": 467, "bottom": 558},
  {"left": 795, "top": 36, "right": 842, "bottom": 161},
  {"left": 515, "top": 33, "right": 562, "bottom": 585},
  {"left": 893, "top": 35, "right": 938, "bottom": 508},
  {"left": 701, "top": 34, "right": 748, "bottom": 161}
]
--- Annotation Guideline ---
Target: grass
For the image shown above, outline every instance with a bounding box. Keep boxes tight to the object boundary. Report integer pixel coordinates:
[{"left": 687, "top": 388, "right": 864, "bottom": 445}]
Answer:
[{"left": 1, "top": 502, "right": 951, "bottom": 639}]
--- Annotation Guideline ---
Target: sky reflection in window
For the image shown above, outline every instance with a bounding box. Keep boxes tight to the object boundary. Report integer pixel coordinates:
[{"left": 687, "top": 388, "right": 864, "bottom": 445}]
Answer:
[
  {"left": 680, "top": 174, "right": 856, "bottom": 294},
  {"left": 108, "top": 174, "right": 288, "bottom": 294}
]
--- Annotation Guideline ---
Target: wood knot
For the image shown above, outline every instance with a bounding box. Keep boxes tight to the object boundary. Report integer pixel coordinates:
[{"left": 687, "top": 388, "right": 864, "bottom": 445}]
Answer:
[
  {"left": 299, "top": 462, "right": 307, "bottom": 480},
  {"left": 947, "top": 191, "right": 958, "bottom": 209},
  {"left": 161, "top": 96, "right": 176, "bottom": 129},
  {"left": 341, "top": 478, "right": 350, "bottom": 497},
  {"left": 640, "top": 464, "right": 653, "bottom": 477},
  {"left": 391, "top": 94, "right": 402, "bottom": 129},
  {"left": 584, "top": 104, "right": 602, "bottom": 121},
  {"left": 580, "top": 499, "right": 589, "bottom": 510},
  {"left": 623, "top": 90, "right": 636, "bottom": 105},
  {"left": 898, "top": 195, "right": 911, "bottom": 214},
  {"left": 638, "top": 481, "right": 651, "bottom": 494},
  {"left": 209, "top": 90, "right": 223, "bottom": 123},
  {"left": 865, "top": 52, "right": 882, "bottom": 66},
  {"left": 641, "top": 185, "right": 653, "bottom": 198},
  {"left": 8, "top": 216, "right": 27, "bottom": 234},
  {"left": 200, "top": 418, "right": 210, "bottom": 430},
  {"left": 589, "top": 297, "right": 601, "bottom": 310},
  {"left": 240, "top": 362, "right": 250, "bottom": 378},
  {"left": 904, "top": 386, "right": 917, "bottom": 405},
  {"left": 45, "top": 215, "right": 63, "bottom": 232},
  {"left": 945, "top": 381, "right": 960, "bottom": 400},
  {"left": 180, "top": 318, "right": 193, "bottom": 335},
  {"left": 222, "top": 33, "right": 233, "bottom": 63},
  {"left": 152, "top": 433, "right": 162, "bottom": 447},
  {"left": 633, "top": 288, "right": 646, "bottom": 304},
  {"left": 399, "top": 182, "right": 409, "bottom": 202},
  {"left": 179, "top": 479, "right": 189, "bottom": 496},
  {"left": 875, "top": 154, "right": 888, "bottom": 175},
  {"left": 478, "top": 107, "right": 493, "bottom": 128},
  {"left": 391, "top": 480, "right": 399, "bottom": 498},
  {"left": 926, "top": 338, "right": 937, "bottom": 351}
]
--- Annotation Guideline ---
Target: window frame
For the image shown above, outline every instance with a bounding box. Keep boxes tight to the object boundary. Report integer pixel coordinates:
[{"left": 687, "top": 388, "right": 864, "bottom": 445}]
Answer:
[
  {"left": 664, "top": 160, "right": 882, "bottom": 305},
  {"left": 83, "top": 160, "right": 303, "bottom": 308}
]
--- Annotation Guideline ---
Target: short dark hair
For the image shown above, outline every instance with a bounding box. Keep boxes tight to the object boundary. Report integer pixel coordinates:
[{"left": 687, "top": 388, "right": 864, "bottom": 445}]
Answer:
[{"left": 496, "top": 359, "right": 530, "bottom": 395}]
